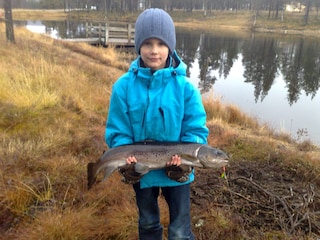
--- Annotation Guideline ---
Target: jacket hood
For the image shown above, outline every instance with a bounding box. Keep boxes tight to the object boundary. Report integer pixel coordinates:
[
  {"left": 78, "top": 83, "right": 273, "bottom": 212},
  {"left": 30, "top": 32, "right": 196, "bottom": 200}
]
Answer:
[{"left": 128, "top": 51, "right": 187, "bottom": 89}]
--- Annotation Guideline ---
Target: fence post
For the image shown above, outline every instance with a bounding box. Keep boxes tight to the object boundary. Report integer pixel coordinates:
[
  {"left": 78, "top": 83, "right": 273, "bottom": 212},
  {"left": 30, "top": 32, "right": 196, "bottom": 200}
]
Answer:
[
  {"left": 105, "top": 23, "right": 109, "bottom": 44},
  {"left": 87, "top": 22, "right": 93, "bottom": 38},
  {"left": 128, "top": 23, "right": 132, "bottom": 44},
  {"left": 85, "top": 22, "right": 88, "bottom": 38},
  {"left": 98, "top": 23, "right": 102, "bottom": 43}
]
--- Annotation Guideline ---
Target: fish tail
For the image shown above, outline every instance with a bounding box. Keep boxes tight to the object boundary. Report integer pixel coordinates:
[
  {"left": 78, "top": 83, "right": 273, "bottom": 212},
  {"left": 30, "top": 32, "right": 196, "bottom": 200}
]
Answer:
[{"left": 87, "top": 162, "right": 96, "bottom": 190}]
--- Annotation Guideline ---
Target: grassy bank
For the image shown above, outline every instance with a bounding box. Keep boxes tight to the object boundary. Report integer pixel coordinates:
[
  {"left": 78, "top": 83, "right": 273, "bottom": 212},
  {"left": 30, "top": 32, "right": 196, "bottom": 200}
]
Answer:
[{"left": 0, "top": 23, "right": 320, "bottom": 239}]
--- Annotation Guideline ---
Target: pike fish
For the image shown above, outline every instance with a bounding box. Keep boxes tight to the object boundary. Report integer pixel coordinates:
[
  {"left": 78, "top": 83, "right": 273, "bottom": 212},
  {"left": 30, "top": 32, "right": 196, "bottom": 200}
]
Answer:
[{"left": 87, "top": 143, "right": 229, "bottom": 189}]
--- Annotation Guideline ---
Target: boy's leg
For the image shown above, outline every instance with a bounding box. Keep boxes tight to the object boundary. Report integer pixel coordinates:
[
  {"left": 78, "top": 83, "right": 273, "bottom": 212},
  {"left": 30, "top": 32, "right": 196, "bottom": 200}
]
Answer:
[
  {"left": 162, "top": 184, "right": 195, "bottom": 240},
  {"left": 133, "top": 183, "right": 163, "bottom": 240}
]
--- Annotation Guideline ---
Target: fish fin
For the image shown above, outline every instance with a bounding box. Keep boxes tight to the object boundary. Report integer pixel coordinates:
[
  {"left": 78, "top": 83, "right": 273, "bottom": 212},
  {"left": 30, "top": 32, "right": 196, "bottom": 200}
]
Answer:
[
  {"left": 103, "top": 167, "right": 117, "bottom": 181},
  {"left": 134, "top": 163, "right": 150, "bottom": 175},
  {"left": 87, "top": 162, "right": 96, "bottom": 190},
  {"left": 119, "top": 164, "right": 143, "bottom": 184},
  {"left": 180, "top": 154, "right": 203, "bottom": 167},
  {"left": 180, "top": 153, "right": 197, "bottom": 161},
  {"left": 182, "top": 161, "right": 203, "bottom": 168}
]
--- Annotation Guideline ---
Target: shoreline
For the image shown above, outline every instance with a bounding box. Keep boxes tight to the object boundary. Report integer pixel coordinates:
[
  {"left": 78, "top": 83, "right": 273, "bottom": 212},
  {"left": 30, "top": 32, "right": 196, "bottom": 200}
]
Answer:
[
  {"left": 4, "top": 9, "right": 320, "bottom": 39},
  {"left": 252, "top": 27, "right": 320, "bottom": 38},
  {"left": 175, "top": 20, "right": 320, "bottom": 38}
]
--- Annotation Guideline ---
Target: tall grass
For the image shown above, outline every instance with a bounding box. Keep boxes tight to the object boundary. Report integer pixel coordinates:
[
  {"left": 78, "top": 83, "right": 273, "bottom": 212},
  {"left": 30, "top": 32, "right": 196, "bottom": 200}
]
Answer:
[
  {"left": 16, "top": 206, "right": 108, "bottom": 240},
  {"left": 0, "top": 24, "right": 130, "bottom": 239},
  {"left": 12, "top": 9, "right": 68, "bottom": 21}
]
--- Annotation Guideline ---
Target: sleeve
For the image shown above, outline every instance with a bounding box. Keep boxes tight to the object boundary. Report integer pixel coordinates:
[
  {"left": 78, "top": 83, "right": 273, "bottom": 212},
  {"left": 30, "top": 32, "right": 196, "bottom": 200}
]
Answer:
[
  {"left": 180, "top": 82, "right": 209, "bottom": 144},
  {"left": 105, "top": 79, "right": 134, "bottom": 148}
]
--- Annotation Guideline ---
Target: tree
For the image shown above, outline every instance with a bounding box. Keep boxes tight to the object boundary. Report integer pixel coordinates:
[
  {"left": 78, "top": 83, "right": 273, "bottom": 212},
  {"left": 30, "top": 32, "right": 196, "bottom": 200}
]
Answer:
[
  {"left": 304, "top": 0, "right": 312, "bottom": 24},
  {"left": 4, "top": 0, "right": 15, "bottom": 43}
]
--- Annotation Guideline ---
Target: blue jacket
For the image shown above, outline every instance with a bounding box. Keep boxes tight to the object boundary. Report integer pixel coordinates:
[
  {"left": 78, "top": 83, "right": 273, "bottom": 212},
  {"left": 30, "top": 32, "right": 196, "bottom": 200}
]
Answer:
[{"left": 105, "top": 51, "right": 209, "bottom": 188}]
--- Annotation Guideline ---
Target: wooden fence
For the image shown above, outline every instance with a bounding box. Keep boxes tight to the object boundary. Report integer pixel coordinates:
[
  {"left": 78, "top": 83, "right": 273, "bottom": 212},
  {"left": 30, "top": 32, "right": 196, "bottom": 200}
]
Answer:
[{"left": 65, "top": 21, "right": 135, "bottom": 47}]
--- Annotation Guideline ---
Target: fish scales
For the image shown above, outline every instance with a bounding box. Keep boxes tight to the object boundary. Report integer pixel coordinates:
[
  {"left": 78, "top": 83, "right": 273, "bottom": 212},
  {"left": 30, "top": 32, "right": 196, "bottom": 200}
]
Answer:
[{"left": 103, "top": 144, "right": 199, "bottom": 162}]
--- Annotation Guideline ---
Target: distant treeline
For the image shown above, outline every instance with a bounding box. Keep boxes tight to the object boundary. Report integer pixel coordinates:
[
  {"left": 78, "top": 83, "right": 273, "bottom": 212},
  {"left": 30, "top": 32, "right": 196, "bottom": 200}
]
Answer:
[
  {"left": 1, "top": 0, "right": 320, "bottom": 25},
  {"left": 2, "top": 0, "right": 320, "bottom": 13}
]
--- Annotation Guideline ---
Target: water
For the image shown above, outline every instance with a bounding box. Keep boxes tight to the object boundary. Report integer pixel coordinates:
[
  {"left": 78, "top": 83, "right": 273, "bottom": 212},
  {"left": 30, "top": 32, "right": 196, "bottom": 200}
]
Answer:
[
  {"left": 24, "top": 21, "right": 320, "bottom": 145},
  {"left": 176, "top": 29, "right": 320, "bottom": 146},
  {"left": 190, "top": 54, "right": 320, "bottom": 145},
  {"left": 25, "top": 20, "right": 60, "bottom": 38}
]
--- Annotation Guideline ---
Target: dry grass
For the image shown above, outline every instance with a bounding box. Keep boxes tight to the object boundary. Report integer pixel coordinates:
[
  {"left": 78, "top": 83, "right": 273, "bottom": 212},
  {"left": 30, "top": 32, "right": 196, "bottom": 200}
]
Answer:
[
  {"left": 174, "top": 10, "right": 320, "bottom": 37},
  {"left": 0, "top": 23, "right": 128, "bottom": 239},
  {"left": 0, "top": 22, "right": 319, "bottom": 239},
  {"left": 12, "top": 9, "right": 68, "bottom": 21},
  {"left": 15, "top": 206, "right": 108, "bottom": 240},
  {"left": 204, "top": 96, "right": 260, "bottom": 128},
  {"left": 174, "top": 10, "right": 253, "bottom": 32}
]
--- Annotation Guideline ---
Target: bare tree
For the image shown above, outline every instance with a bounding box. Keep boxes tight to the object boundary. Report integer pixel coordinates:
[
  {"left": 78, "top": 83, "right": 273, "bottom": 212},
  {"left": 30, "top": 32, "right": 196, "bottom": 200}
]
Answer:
[{"left": 4, "top": 0, "right": 15, "bottom": 43}]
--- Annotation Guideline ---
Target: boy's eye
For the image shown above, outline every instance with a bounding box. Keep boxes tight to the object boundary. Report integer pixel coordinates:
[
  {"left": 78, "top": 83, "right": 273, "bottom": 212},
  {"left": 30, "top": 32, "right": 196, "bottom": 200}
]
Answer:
[
  {"left": 142, "top": 41, "right": 152, "bottom": 47},
  {"left": 143, "top": 40, "right": 166, "bottom": 47}
]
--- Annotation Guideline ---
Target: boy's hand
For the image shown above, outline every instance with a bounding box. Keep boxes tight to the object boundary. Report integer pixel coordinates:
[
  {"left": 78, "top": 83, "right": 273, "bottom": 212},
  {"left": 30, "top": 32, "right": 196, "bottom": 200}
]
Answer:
[{"left": 166, "top": 154, "right": 182, "bottom": 166}]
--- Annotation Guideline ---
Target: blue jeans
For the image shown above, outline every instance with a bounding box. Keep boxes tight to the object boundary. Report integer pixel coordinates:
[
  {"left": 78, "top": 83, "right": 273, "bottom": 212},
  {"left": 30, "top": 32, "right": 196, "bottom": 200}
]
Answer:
[{"left": 133, "top": 183, "right": 195, "bottom": 240}]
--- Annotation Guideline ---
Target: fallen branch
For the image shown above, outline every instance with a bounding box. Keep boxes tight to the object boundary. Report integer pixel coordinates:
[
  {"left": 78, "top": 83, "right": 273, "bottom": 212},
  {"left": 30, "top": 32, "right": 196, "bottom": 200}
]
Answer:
[{"left": 229, "top": 176, "right": 319, "bottom": 235}]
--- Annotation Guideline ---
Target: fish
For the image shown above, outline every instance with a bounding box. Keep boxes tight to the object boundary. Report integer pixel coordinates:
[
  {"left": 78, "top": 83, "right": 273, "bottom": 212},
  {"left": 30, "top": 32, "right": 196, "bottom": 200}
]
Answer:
[{"left": 87, "top": 142, "right": 229, "bottom": 189}]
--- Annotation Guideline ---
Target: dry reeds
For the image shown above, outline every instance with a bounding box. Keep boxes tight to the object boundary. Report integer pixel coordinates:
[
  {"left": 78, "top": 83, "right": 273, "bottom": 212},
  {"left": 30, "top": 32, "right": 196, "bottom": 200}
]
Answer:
[
  {"left": 15, "top": 206, "right": 108, "bottom": 240},
  {"left": 0, "top": 24, "right": 120, "bottom": 239}
]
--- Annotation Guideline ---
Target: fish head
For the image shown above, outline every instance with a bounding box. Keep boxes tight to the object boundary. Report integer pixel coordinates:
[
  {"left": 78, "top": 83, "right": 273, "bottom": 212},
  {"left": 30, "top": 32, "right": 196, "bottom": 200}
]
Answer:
[{"left": 197, "top": 145, "right": 229, "bottom": 168}]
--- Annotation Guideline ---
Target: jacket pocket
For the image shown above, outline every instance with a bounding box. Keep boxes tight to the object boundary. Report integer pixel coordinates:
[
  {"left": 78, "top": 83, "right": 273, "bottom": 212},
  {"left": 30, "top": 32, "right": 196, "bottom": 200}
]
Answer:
[
  {"left": 128, "top": 103, "right": 146, "bottom": 140},
  {"left": 161, "top": 105, "right": 183, "bottom": 139}
]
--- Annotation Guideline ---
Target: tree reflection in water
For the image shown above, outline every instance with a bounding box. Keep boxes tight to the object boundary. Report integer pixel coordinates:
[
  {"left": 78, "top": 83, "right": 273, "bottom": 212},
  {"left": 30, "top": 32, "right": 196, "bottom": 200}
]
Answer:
[
  {"left": 176, "top": 29, "right": 320, "bottom": 106},
  {"left": 176, "top": 29, "right": 319, "bottom": 144}
]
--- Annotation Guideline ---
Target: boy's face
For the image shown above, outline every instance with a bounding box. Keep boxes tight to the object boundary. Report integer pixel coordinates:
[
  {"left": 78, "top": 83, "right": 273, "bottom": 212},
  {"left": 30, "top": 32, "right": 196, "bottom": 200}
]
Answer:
[{"left": 140, "top": 38, "right": 169, "bottom": 71}]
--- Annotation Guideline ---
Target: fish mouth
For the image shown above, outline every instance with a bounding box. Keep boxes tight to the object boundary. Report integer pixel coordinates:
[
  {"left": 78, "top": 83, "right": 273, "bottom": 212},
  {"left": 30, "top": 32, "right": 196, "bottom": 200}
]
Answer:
[{"left": 205, "top": 159, "right": 229, "bottom": 168}]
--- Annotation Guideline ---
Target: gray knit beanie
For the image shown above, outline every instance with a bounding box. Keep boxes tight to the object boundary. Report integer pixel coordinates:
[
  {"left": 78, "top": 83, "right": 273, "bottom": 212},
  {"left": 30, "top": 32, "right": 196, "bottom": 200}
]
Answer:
[{"left": 134, "top": 8, "right": 176, "bottom": 55}]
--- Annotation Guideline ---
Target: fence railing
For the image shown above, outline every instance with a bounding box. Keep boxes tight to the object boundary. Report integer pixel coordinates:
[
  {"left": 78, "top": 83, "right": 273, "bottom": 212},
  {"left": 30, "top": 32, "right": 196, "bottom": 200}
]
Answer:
[{"left": 85, "top": 21, "right": 135, "bottom": 46}]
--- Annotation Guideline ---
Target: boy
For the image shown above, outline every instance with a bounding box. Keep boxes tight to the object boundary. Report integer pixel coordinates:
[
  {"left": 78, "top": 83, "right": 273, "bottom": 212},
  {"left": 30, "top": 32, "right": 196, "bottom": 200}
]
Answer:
[{"left": 105, "top": 8, "right": 209, "bottom": 240}]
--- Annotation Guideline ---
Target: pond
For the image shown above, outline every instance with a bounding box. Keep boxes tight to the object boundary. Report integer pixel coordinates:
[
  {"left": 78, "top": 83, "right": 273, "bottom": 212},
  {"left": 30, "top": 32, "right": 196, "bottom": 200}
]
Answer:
[{"left": 25, "top": 20, "right": 320, "bottom": 146}]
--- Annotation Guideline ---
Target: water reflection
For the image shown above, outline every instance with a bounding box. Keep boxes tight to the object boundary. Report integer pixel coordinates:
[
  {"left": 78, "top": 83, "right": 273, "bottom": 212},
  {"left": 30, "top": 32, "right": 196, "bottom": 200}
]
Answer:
[
  {"left": 24, "top": 20, "right": 60, "bottom": 39},
  {"left": 176, "top": 30, "right": 320, "bottom": 106},
  {"left": 175, "top": 29, "right": 319, "bottom": 144},
  {"left": 24, "top": 21, "right": 319, "bottom": 144}
]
